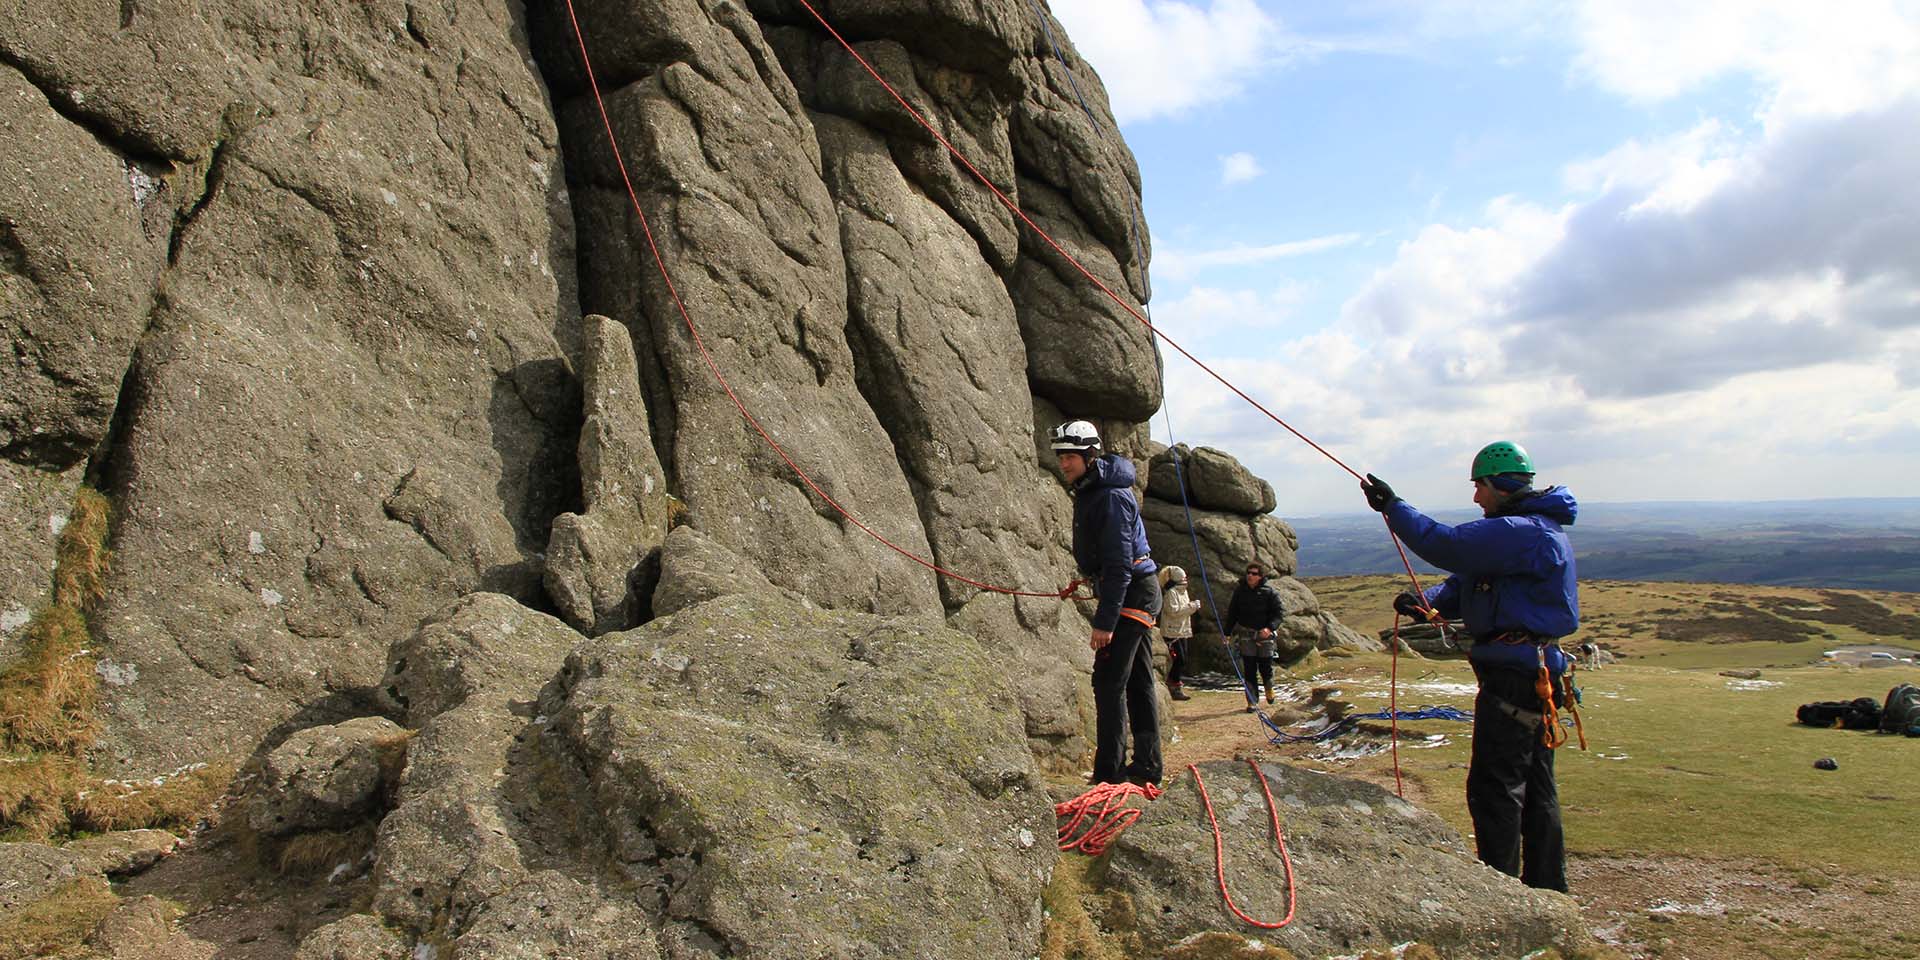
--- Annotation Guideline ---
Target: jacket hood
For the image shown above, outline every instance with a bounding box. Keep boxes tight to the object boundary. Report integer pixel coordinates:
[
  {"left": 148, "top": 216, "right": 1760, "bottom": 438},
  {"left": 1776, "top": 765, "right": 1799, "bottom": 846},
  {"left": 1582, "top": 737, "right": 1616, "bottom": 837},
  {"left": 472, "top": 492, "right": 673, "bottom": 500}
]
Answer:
[
  {"left": 1079, "top": 453, "right": 1138, "bottom": 491},
  {"left": 1508, "top": 485, "right": 1577, "bottom": 525}
]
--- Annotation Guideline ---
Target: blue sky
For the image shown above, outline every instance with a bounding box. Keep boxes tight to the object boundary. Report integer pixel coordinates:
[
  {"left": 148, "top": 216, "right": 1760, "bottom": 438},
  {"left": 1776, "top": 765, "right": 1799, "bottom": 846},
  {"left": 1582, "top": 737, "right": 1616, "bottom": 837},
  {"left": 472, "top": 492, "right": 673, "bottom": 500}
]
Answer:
[{"left": 1048, "top": 0, "right": 1920, "bottom": 516}]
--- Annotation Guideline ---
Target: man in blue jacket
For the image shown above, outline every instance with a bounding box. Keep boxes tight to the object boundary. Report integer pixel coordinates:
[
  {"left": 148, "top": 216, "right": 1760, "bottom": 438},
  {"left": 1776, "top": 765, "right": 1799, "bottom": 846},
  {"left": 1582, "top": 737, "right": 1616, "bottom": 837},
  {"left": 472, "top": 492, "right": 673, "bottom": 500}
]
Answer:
[
  {"left": 1051, "top": 420, "right": 1162, "bottom": 786},
  {"left": 1360, "top": 440, "right": 1578, "bottom": 892}
]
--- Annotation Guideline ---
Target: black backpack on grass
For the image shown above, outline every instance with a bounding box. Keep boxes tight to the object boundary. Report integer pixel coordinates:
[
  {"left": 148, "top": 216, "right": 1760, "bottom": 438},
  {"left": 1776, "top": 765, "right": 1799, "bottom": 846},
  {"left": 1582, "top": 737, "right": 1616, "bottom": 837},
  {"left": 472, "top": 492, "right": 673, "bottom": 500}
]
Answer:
[
  {"left": 1796, "top": 697, "right": 1881, "bottom": 730},
  {"left": 1880, "top": 684, "right": 1920, "bottom": 736}
]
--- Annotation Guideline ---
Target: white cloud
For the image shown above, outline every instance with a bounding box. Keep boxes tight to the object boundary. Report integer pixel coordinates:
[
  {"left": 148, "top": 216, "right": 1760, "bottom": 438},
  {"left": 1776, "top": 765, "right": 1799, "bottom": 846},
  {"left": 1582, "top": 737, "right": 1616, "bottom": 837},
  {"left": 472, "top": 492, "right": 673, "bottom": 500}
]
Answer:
[
  {"left": 1219, "top": 151, "right": 1263, "bottom": 185},
  {"left": 1572, "top": 0, "right": 1920, "bottom": 125},
  {"left": 1151, "top": 284, "right": 1308, "bottom": 346},
  {"left": 1153, "top": 95, "right": 1920, "bottom": 514},
  {"left": 1152, "top": 232, "right": 1364, "bottom": 281},
  {"left": 1049, "top": 0, "right": 1281, "bottom": 124}
]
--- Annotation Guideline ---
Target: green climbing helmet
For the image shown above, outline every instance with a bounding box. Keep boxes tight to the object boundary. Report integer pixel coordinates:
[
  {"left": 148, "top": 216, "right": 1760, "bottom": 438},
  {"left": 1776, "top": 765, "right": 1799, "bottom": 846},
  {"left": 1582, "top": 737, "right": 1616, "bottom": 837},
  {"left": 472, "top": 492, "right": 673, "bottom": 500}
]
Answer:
[{"left": 1471, "top": 441, "right": 1535, "bottom": 480}]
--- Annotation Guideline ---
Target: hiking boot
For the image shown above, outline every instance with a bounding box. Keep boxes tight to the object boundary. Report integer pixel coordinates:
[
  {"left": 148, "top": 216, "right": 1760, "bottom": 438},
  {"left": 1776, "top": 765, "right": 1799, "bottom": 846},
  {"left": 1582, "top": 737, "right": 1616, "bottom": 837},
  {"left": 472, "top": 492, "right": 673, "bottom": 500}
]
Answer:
[
  {"left": 1264, "top": 682, "right": 1275, "bottom": 704},
  {"left": 1169, "top": 684, "right": 1191, "bottom": 701}
]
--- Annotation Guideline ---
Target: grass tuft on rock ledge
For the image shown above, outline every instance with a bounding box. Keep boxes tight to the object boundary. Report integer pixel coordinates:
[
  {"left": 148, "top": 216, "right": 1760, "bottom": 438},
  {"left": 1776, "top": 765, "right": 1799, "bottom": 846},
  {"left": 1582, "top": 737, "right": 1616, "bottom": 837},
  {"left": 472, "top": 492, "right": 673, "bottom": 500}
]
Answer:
[{"left": 0, "top": 487, "right": 231, "bottom": 840}]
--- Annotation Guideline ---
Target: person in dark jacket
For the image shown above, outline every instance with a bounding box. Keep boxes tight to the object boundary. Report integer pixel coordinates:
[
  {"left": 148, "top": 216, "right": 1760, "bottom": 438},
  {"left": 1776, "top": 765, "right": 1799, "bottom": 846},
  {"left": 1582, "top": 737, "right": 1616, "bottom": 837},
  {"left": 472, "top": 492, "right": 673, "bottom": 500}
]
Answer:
[
  {"left": 1224, "top": 563, "right": 1284, "bottom": 710},
  {"left": 1362, "top": 440, "right": 1578, "bottom": 892},
  {"left": 1051, "top": 419, "right": 1162, "bottom": 786}
]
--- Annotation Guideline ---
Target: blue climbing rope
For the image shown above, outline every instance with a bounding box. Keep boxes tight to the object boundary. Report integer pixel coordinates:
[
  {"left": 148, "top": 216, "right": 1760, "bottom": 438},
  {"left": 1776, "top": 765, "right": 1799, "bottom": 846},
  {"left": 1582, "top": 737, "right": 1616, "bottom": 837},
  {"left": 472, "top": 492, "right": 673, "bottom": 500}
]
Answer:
[{"left": 1021, "top": 0, "right": 1259, "bottom": 710}]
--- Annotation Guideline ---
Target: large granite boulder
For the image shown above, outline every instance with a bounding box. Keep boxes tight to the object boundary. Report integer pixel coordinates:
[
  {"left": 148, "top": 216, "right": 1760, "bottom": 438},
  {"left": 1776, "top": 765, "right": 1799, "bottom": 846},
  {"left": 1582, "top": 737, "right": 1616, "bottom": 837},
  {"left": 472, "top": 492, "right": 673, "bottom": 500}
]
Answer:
[
  {"left": 1142, "top": 471, "right": 1380, "bottom": 669},
  {"left": 368, "top": 593, "right": 649, "bottom": 945},
  {"left": 356, "top": 587, "right": 1055, "bottom": 959},
  {"left": 1149, "top": 444, "right": 1277, "bottom": 515},
  {"left": 1104, "top": 760, "right": 1594, "bottom": 959},
  {"left": 1141, "top": 495, "right": 1299, "bottom": 585},
  {"left": 545, "top": 591, "right": 1054, "bottom": 959}
]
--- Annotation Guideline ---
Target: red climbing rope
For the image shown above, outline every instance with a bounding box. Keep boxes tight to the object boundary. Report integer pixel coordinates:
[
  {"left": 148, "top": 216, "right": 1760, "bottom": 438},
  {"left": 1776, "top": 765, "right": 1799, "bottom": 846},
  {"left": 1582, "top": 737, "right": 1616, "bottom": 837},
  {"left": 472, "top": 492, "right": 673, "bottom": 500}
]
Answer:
[
  {"left": 1055, "top": 780, "right": 1162, "bottom": 855},
  {"left": 1190, "top": 760, "right": 1297, "bottom": 930},
  {"left": 560, "top": 0, "right": 1083, "bottom": 600},
  {"left": 793, "top": 0, "right": 1360, "bottom": 483},
  {"left": 793, "top": 0, "right": 1456, "bottom": 797}
]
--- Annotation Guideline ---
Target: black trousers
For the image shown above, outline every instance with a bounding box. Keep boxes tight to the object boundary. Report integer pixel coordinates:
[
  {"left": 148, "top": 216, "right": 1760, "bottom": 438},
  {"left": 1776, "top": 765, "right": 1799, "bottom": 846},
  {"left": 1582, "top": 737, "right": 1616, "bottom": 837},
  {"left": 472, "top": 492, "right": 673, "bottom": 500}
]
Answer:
[
  {"left": 1091, "top": 575, "right": 1162, "bottom": 784},
  {"left": 1166, "top": 638, "right": 1188, "bottom": 686},
  {"left": 1467, "top": 665, "right": 1568, "bottom": 892},
  {"left": 1241, "top": 654, "right": 1273, "bottom": 701}
]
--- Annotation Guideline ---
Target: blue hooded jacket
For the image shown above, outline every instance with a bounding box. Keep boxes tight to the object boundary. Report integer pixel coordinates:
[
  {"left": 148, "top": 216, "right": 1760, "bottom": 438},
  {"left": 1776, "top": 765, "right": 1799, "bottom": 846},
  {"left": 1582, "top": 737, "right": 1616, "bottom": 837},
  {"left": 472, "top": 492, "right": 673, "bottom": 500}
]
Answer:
[
  {"left": 1071, "top": 453, "right": 1157, "bottom": 632},
  {"left": 1386, "top": 486, "right": 1580, "bottom": 639}
]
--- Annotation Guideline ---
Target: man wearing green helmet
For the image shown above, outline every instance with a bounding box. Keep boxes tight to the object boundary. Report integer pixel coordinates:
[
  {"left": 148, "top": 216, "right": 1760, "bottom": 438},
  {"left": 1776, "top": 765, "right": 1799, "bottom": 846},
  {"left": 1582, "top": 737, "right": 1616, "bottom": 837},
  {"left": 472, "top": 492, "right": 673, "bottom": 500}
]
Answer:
[{"left": 1359, "top": 441, "right": 1580, "bottom": 892}]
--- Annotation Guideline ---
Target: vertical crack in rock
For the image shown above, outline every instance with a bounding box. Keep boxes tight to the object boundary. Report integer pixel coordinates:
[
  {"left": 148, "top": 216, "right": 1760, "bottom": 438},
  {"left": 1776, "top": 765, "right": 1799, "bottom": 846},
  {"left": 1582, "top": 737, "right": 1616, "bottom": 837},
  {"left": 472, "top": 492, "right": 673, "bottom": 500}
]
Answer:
[{"left": 164, "top": 137, "right": 231, "bottom": 266}]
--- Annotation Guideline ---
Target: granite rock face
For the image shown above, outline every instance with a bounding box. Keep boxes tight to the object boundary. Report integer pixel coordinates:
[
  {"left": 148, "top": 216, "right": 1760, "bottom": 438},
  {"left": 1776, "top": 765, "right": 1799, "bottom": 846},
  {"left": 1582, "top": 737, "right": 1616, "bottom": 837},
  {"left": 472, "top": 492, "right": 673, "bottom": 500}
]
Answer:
[
  {"left": 545, "top": 314, "right": 674, "bottom": 635},
  {"left": 1104, "top": 760, "right": 1594, "bottom": 959},
  {"left": 1, "top": 1, "right": 1553, "bottom": 957},
  {"left": 4, "top": 0, "right": 585, "bottom": 775}
]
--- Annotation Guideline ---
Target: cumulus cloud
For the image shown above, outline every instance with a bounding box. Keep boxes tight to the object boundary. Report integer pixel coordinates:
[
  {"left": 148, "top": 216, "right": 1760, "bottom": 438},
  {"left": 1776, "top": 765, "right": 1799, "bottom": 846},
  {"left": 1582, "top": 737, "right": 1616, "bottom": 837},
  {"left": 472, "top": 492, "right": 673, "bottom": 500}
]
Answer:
[
  {"left": 1157, "top": 100, "right": 1920, "bottom": 511},
  {"left": 1219, "top": 151, "right": 1264, "bottom": 185},
  {"left": 1048, "top": 0, "right": 1282, "bottom": 124},
  {"left": 1572, "top": 0, "right": 1920, "bottom": 124}
]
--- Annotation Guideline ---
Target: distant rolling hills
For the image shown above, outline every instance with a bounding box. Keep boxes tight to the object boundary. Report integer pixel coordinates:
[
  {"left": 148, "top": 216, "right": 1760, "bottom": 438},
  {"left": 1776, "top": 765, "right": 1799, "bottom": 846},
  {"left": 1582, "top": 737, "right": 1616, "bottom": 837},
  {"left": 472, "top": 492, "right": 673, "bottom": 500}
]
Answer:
[{"left": 1288, "top": 497, "right": 1920, "bottom": 591}]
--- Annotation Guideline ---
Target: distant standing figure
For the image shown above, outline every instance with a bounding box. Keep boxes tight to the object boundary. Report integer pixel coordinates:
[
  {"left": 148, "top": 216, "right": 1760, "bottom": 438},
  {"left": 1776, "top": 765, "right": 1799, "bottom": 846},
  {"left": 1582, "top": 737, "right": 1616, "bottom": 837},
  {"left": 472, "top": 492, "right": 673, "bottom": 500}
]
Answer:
[
  {"left": 1050, "top": 419, "right": 1163, "bottom": 786},
  {"left": 1224, "top": 562, "right": 1285, "bottom": 711},
  {"left": 1362, "top": 440, "right": 1580, "bottom": 893},
  {"left": 1580, "top": 641, "right": 1601, "bottom": 670},
  {"left": 1158, "top": 566, "right": 1202, "bottom": 701}
]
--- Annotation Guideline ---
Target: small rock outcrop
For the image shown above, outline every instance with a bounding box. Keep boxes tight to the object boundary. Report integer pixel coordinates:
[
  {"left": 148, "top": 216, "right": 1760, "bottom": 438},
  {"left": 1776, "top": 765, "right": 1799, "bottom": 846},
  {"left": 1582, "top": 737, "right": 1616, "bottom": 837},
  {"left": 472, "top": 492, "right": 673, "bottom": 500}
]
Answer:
[
  {"left": 248, "top": 716, "right": 408, "bottom": 838},
  {"left": 1105, "top": 760, "right": 1593, "bottom": 959},
  {"left": 1142, "top": 446, "right": 1378, "bottom": 669},
  {"left": 1148, "top": 443, "right": 1277, "bottom": 515},
  {"left": 292, "top": 915, "right": 410, "bottom": 960},
  {"left": 545, "top": 315, "right": 675, "bottom": 635}
]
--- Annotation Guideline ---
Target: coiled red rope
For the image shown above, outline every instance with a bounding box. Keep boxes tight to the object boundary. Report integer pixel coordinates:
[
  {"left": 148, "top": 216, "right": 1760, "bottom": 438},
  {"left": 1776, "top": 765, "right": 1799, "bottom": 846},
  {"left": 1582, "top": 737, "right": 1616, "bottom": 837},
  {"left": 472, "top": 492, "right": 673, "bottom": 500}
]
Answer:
[
  {"left": 1054, "top": 763, "right": 1297, "bottom": 930},
  {"left": 1055, "top": 780, "right": 1161, "bottom": 855}
]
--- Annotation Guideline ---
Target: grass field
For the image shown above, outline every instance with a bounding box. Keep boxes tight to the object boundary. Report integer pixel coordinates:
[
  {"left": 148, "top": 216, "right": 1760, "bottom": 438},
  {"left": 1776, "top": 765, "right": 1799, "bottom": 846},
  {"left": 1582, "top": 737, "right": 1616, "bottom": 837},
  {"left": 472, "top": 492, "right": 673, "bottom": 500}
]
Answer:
[{"left": 1165, "top": 576, "right": 1920, "bottom": 958}]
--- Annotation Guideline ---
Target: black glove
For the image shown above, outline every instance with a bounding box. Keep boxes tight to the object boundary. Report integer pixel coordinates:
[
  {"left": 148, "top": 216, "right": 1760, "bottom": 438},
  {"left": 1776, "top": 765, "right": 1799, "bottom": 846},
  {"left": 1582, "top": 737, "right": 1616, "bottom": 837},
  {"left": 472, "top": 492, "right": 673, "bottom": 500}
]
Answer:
[
  {"left": 1392, "top": 591, "right": 1427, "bottom": 620},
  {"left": 1362, "top": 473, "right": 1400, "bottom": 512}
]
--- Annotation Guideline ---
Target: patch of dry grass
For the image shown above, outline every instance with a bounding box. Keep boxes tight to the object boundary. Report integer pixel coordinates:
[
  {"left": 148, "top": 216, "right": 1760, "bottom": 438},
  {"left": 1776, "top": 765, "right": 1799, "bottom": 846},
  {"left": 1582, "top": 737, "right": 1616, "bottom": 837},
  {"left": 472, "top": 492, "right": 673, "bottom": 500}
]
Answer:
[
  {"left": 0, "top": 876, "right": 118, "bottom": 960},
  {"left": 0, "top": 487, "right": 234, "bottom": 841},
  {"left": 1039, "top": 855, "right": 1136, "bottom": 960},
  {"left": 268, "top": 823, "right": 376, "bottom": 875}
]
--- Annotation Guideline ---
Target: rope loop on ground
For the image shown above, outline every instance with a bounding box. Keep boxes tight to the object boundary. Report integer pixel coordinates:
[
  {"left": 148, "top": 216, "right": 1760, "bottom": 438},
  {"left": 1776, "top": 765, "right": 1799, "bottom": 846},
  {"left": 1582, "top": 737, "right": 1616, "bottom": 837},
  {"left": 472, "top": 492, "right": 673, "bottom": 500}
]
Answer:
[{"left": 1190, "top": 760, "right": 1297, "bottom": 930}]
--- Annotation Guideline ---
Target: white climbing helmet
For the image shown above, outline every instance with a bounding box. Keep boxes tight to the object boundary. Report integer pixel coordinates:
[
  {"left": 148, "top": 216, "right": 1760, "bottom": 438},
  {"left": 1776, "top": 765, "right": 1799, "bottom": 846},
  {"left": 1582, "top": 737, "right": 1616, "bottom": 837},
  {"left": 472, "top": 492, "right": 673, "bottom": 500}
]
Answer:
[{"left": 1049, "top": 420, "right": 1102, "bottom": 454}]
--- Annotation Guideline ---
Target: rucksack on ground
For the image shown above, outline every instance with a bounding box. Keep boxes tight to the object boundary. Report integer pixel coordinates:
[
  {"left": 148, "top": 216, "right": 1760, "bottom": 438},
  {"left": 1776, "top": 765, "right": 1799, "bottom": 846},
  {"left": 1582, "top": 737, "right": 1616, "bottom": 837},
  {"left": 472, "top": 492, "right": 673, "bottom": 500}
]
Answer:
[
  {"left": 1796, "top": 697, "right": 1882, "bottom": 730},
  {"left": 1879, "top": 683, "right": 1920, "bottom": 736}
]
